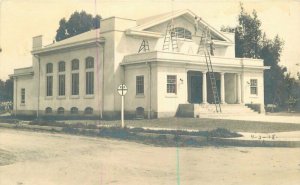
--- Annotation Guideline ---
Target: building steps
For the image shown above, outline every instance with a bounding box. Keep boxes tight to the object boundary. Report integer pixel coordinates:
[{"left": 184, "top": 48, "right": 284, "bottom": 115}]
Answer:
[{"left": 176, "top": 104, "right": 260, "bottom": 118}]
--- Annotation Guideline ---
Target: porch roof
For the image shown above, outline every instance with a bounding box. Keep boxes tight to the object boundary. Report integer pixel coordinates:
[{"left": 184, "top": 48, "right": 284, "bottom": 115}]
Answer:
[{"left": 121, "top": 51, "right": 268, "bottom": 70}]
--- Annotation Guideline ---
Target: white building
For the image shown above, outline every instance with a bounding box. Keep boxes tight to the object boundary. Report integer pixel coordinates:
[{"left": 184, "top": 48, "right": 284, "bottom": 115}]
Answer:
[{"left": 10, "top": 9, "right": 269, "bottom": 119}]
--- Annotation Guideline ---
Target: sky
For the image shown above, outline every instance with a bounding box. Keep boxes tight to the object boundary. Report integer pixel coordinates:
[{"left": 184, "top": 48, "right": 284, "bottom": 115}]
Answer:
[{"left": 0, "top": 0, "right": 299, "bottom": 80}]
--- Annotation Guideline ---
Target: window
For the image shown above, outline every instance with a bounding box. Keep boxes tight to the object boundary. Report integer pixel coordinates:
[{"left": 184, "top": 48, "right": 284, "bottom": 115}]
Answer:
[
  {"left": 167, "top": 75, "right": 177, "bottom": 94},
  {"left": 172, "top": 27, "right": 192, "bottom": 40},
  {"left": 84, "top": 107, "right": 93, "bottom": 114},
  {"left": 46, "top": 76, "right": 53, "bottom": 96},
  {"left": 71, "top": 59, "right": 79, "bottom": 70},
  {"left": 57, "top": 61, "right": 66, "bottom": 96},
  {"left": 70, "top": 107, "right": 78, "bottom": 114},
  {"left": 58, "top": 75, "right": 65, "bottom": 96},
  {"left": 46, "top": 63, "right": 53, "bottom": 97},
  {"left": 45, "top": 107, "right": 52, "bottom": 114},
  {"left": 72, "top": 73, "right": 79, "bottom": 95},
  {"left": 57, "top": 107, "right": 64, "bottom": 114},
  {"left": 21, "top": 88, "right": 25, "bottom": 104},
  {"left": 85, "top": 57, "right": 94, "bottom": 69},
  {"left": 250, "top": 79, "right": 258, "bottom": 95},
  {"left": 58, "top": 61, "right": 65, "bottom": 72},
  {"left": 136, "top": 76, "right": 144, "bottom": 95},
  {"left": 71, "top": 59, "right": 80, "bottom": 95},
  {"left": 85, "top": 57, "right": 94, "bottom": 95},
  {"left": 46, "top": 63, "right": 53, "bottom": 73}
]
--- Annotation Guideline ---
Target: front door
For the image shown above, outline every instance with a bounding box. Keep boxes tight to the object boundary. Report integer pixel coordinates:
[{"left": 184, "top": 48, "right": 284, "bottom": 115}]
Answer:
[{"left": 190, "top": 75, "right": 202, "bottom": 103}]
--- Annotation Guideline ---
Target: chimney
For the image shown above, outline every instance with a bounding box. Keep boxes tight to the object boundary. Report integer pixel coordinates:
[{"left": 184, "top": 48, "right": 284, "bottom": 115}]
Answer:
[{"left": 32, "top": 35, "right": 43, "bottom": 50}]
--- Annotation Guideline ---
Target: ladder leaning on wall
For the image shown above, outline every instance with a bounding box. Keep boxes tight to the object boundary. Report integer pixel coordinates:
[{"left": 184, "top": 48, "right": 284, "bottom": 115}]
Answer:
[
  {"left": 197, "top": 26, "right": 222, "bottom": 113},
  {"left": 162, "top": 23, "right": 179, "bottom": 52}
]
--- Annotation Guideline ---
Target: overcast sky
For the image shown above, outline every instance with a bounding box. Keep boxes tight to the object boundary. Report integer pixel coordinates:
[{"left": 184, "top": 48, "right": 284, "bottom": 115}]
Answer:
[{"left": 0, "top": 0, "right": 299, "bottom": 80}]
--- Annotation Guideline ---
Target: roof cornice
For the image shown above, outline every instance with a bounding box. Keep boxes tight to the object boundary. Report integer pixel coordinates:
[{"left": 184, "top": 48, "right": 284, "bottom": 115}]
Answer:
[{"left": 31, "top": 37, "right": 105, "bottom": 55}]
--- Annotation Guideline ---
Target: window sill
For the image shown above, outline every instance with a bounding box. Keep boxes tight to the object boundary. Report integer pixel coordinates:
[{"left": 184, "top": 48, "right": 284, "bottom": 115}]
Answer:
[
  {"left": 84, "top": 95, "right": 94, "bottom": 99},
  {"left": 57, "top": 96, "right": 66, "bottom": 100},
  {"left": 20, "top": 103, "right": 25, "bottom": 106},
  {"left": 70, "top": 95, "right": 80, "bottom": 99},
  {"left": 45, "top": 96, "right": 53, "bottom": 100},
  {"left": 249, "top": 95, "right": 259, "bottom": 98},
  {"left": 136, "top": 94, "right": 145, "bottom": 98},
  {"left": 165, "top": 94, "right": 178, "bottom": 98}
]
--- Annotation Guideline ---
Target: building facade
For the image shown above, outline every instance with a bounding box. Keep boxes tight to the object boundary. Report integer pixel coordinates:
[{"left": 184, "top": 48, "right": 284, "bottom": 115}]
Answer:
[{"left": 11, "top": 10, "right": 269, "bottom": 119}]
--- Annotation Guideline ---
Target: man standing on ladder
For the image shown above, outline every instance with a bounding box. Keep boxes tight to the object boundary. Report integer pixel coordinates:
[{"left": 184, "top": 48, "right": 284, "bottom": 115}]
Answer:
[{"left": 194, "top": 16, "right": 202, "bottom": 35}]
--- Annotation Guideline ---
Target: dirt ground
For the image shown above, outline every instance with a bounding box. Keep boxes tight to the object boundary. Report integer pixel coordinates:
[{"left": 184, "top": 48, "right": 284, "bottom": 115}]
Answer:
[{"left": 0, "top": 128, "right": 299, "bottom": 185}]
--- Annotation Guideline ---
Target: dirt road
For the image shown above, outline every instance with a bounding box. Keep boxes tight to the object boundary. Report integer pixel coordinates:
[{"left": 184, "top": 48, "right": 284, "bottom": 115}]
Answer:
[{"left": 0, "top": 128, "right": 299, "bottom": 185}]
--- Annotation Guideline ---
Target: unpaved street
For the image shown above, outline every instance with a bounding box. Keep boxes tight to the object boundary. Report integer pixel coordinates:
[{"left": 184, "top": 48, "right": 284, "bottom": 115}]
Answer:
[{"left": 0, "top": 128, "right": 299, "bottom": 185}]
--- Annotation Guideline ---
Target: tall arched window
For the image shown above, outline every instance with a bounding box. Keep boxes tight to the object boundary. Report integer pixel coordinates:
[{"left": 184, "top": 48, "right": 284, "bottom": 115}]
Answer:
[
  {"left": 58, "top": 61, "right": 65, "bottom": 72},
  {"left": 172, "top": 27, "right": 192, "bottom": 39},
  {"left": 46, "top": 63, "right": 53, "bottom": 73},
  {"left": 71, "top": 59, "right": 80, "bottom": 95},
  {"left": 58, "top": 61, "right": 66, "bottom": 96},
  {"left": 85, "top": 57, "right": 94, "bottom": 95},
  {"left": 46, "top": 63, "right": 53, "bottom": 96}
]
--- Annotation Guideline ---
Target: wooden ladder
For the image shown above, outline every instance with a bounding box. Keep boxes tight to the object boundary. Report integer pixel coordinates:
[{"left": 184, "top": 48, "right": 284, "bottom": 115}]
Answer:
[{"left": 197, "top": 27, "right": 222, "bottom": 113}]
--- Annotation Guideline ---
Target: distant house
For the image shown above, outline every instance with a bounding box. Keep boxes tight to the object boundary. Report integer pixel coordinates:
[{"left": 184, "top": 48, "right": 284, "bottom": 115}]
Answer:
[{"left": 10, "top": 9, "right": 269, "bottom": 119}]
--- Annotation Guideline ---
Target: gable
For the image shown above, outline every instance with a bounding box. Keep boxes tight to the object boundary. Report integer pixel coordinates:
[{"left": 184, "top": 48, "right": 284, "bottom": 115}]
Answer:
[{"left": 128, "top": 9, "right": 232, "bottom": 43}]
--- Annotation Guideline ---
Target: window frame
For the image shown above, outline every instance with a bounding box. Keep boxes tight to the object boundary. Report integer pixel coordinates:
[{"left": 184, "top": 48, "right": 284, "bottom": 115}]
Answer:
[
  {"left": 250, "top": 79, "right": 258, "bottom": 95},
  {"left": 136, "top": 75, "right": 144, "bottom": 95},
  {"left": 84, "top": 107, "right": 93, "bottom": 115},
  {"left": 21, "top": 88, "right": 25, "bottom": 104},
  {"left": 45, "top": 107, "right": 52, "bottom": 114},
  {"left": 70, "top": 107, "right": 79, "bottom": 114},
  {"left": 46, "top": 76, "right": 53, "bottom": 97},
  {"left": 57, "top": 107, "right": 64, "bottom": 114},
  {"left": 167, "top": 75, "right": 177, "bottom": 94},
  {"left": 46, "top": 63, "right": 53, "bottom": 74},
  {"left": 58, "top": 61, "right": 65, "bottom": 72},
  {"left": 172, "top": 27, "right": 192, "bottom": 40},
  {"left": 85, "top": 57, "right": 94, "bottom": 95},
  {"left": 58, "top": 74, "right": 66, "bottom": 96},
  {"left": 71, "top": 59, "right": 79, "bottom": 71}
]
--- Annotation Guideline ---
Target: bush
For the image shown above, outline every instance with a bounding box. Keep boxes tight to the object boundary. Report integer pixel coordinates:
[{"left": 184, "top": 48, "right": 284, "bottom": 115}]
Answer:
[{"left": 207, "top": 128, "right": 242, "bottom": 138}]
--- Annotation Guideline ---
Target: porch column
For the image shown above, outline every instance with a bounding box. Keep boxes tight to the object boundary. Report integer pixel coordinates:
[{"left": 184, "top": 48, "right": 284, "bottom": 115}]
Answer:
[
  {"left": 220, "top": 72, "right": 225, "bottom": 104},
  {"left": 202, "top": 71, "right": 207, "bottom": 104},
  {"left": 237, "top": 73, "right": 242, "bottom": 104}
]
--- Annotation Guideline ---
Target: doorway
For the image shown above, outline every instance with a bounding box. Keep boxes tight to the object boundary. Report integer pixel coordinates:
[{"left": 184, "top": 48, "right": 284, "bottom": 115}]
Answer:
[{"left": 188, "top": 71, "right": 202, "bottom": 103}]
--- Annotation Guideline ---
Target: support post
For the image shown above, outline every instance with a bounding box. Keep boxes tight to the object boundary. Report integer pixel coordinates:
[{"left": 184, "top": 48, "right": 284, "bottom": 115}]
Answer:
[
  {"left": 202, "top": 71, "right": 207, "bottom": 104},
  {"left": 121, "top": 95, "right": 124, "bottom": 128},
  {"left": 220, "top": 72, "right": 225, "bottom": 104},
  {"left": 237, "top": 73, "right": 242, "bottom": 104}
]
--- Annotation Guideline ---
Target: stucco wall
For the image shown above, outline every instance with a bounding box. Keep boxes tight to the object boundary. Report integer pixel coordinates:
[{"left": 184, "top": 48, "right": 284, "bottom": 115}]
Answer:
[
  {"left": 38, "top": 46, "right": 104, "bottom": 115},
  {"left": 156, "top": 65, "right": 187, "bottom": 117},
  {"left": 14, "top": 75, "right": 37, "bottom": 114},
  {"left": 242, "top": 71, "right": 264, "bottom": 105}
]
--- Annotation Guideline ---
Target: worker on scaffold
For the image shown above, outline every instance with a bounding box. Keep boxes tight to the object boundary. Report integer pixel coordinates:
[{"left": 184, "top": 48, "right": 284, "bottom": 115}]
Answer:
[{"left": 194, "top": 16, "right": 201, "bottom": 35}]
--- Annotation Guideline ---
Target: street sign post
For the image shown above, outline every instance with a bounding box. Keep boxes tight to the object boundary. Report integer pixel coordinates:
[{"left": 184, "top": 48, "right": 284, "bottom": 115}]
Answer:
[{"left": 117, "top": 84, "right": 128, "bottom": 128}]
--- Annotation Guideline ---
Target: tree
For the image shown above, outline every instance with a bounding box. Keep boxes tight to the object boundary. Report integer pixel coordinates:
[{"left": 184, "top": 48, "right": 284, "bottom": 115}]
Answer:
[
  {"left": 221, "top": 3, "right": 287, "bottom": 107},
  {"left": 0, "top": 77, "right": 13, "bottom": 101},
  {"left": 55, "top": 11, "right": 101, "bottom": 41}
]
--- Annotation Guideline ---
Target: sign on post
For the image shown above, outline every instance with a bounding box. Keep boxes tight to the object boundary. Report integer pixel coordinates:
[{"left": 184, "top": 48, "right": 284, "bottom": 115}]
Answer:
[{"left": 117, "top": 84, "right": 127, "bottom": 128}]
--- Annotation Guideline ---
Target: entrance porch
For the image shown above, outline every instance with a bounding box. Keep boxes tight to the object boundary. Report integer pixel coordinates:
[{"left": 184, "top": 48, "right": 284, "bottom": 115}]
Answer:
[{"left": 187, "top": 70, "right": 242, "bottom": 104}]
